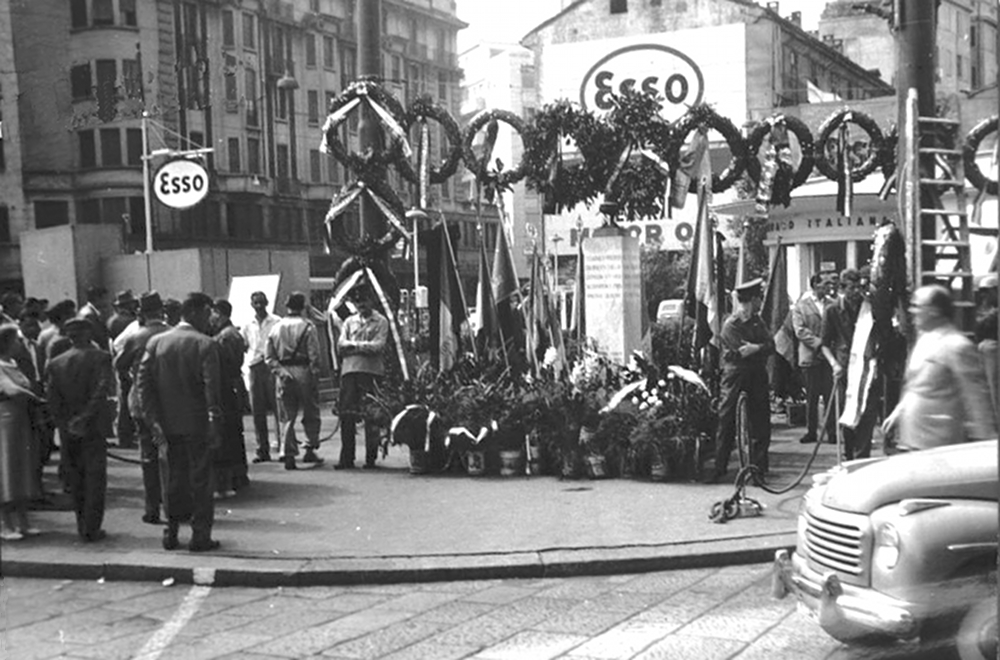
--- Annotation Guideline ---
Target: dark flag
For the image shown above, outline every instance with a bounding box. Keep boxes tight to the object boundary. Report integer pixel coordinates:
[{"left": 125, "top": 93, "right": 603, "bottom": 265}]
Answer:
[{"left": 427, "top": 222, "right": 467, "bottom": 372}]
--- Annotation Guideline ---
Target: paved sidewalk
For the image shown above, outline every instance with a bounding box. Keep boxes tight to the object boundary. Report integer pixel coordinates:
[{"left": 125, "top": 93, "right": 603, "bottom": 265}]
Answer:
[{"left": 0, "top": 412, "right": 843, "bottom": 586}]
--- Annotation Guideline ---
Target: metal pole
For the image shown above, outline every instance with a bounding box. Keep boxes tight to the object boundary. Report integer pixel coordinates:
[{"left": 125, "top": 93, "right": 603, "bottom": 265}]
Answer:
[
  {"left": 357, "top": 0, "right": 383, "bottom": 251},
  {"left": 142, "top": 111, "right": 153, "bottom": 254},
  {"left": 896, "top": 0, "right": 938, "bottom": 281}
]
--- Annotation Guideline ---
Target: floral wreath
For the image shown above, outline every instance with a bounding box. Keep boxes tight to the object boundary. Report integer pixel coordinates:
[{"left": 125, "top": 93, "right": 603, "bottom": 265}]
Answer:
[
  {"left": 667, "top": 104, "right": 747, "bottom": 194},
  {"left": 601, "top": 90, "right": 674, "bottom": 217},
  {"left": 814, "top": 109, "right": 884, "bottom": 182},
  {"left": 396, "top": 95, "right": 464, "bottom": 185},
  {"left": 522, "top": 100, "right": 619, "bottom": 213},
  {"left": 963, "top": 115, "right": 998, "bottom": 195},
  {"left": 462, "top": 109, "right": 529, "bottom": 191},
  {"left": 322, "top": 78, "right": 410, "bottom": 174},
  {"left": 324, "top": 177, "right": 406, "bottom": 259},
  {"left": 745, "top": 114, "right": 815, "bottom": 190}
]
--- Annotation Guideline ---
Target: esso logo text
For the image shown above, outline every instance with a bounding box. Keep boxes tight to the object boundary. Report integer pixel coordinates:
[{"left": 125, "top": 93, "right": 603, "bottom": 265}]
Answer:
[
  {"left": 153, "top": 159, "right": 209, "bottom": 209},
  {"left": 580, "top": 45, "right": 705, "bottom": 122}
]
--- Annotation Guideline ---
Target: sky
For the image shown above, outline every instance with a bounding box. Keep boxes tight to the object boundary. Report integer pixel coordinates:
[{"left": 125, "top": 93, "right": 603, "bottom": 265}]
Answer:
[{"left": 455, "top": 0, "right": 824, "bottom": 52}]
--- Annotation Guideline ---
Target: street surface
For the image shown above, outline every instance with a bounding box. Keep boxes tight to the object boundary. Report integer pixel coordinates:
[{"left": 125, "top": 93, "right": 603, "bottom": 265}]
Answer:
[{"left": 2, "top": 564, "right": 952, "bottom": 660}]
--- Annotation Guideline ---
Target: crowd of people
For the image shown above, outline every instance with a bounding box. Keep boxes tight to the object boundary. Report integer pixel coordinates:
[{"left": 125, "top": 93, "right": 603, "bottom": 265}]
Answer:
[
  {"left": 709, "top": 268, "right": 999, "bottom": 484},
  {"left": 0, "top": 281, "right": 387, "bottom": 551}
]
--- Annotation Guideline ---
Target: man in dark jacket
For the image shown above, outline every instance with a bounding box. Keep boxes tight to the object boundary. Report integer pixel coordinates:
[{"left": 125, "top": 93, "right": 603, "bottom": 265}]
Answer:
[
  {"left": 45, "top": 317, "right": 113, "bottom": 542},
  {"left": 114, "top": 291, "right": 172, "bottom": 524},
  {"left": 136, "top": 292, "right": 222, "bottom": 552}
]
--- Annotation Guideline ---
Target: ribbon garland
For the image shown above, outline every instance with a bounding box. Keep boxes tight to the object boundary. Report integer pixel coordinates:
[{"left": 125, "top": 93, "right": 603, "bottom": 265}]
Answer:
[
  {"left": 325, "top": 184, "right": 364, "bottom": 223},
  {"left": 320, "top": 97, "right": 362, "bottom": 151},
  {"left": 324, "top": 181, "right": 409, "bottom": 239},
  {"left": 418, "top": 119, "right": 431, "bottom": 209},
  {"left": 640, "top": 148, "right": 672, "bottom": 218},
  {"left": 390, "top": 405, "right": 439, "bottom": 452},
  {"left": 365, "top": 184, "right": 410, "bottom": 237},
  {"left": 356, "top": 85, "right": 412, "bottom": 159},
  {"left": 604, "top": 145, "right": 632, "bottom": 196},
  {"left": 364, "top": 265, "right": 410, "bottom": 381}
]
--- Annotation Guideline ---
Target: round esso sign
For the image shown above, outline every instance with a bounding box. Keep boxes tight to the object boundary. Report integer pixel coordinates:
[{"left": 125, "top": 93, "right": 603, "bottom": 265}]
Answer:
[
  {"left": 153, "top": 159, "right": 209, "bottom": 209},
  {"left": 580, "top": 44, "right": 705, "bottom": 122}
]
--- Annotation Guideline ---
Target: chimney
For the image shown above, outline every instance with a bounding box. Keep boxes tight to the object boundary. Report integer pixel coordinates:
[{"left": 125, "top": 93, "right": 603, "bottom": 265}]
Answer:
[{"left": 790, "top": 11, "right": 801, "bottom": 27}]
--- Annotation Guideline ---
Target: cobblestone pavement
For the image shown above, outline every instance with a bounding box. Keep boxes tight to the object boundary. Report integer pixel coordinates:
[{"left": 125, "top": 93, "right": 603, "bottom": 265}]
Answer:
[{"left": 1, "top": 564, "right": 951, "bottom": 660}]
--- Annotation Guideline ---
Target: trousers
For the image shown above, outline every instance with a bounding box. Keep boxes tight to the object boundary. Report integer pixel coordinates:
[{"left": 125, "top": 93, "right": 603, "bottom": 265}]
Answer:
[
  {"left": 248, "top": 362, "right": 275, "bottom": 456},
  {"left": 338, "top": 372, "right": 381, "bottom": 467},
  {"left": 61, "top": 432, "right": 107, "bottom": 539},
  {"left": 714, "top": 367, "right": 771, "bottom": 476},
  {"left": 136, "top": 419, "right": 161, "bottom": 519},
  {"left": 276, "top": 368, "right": 320, "bottom": 458},
  {"left": 159, "top": 435, "right": 214, "bottom": 541}
]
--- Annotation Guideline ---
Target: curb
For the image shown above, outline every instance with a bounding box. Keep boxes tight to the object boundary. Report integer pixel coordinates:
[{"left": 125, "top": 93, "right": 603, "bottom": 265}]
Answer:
[{"left": 0, "top": 534, "right": 796, "bottom": 587}]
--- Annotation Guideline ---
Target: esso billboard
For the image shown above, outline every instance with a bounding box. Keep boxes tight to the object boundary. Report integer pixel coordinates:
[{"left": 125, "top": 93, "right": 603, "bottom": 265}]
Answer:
[
  {"left": 579, "top": 44, "right": 705, "bottom": 122},
  {"left": 153, "top": 158, "right": 209, "bottom": 209}
]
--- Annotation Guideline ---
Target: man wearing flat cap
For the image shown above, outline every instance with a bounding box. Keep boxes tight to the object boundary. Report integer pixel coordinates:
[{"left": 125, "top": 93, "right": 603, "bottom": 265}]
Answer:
[
  {"left": 265, "top": 291, "right": 322, "bottom": 470},
  {"left": 336, "top": 283, "right": 388, "bottom": 470},
  {"left": 45, "top": 316, "right": 113, "bottom": 541},
  {"left": 114, "top": 291, "right": 172, "bottom": 524},
  {"left": 709, "top": 278, "right": 774, "bottom": 484}
]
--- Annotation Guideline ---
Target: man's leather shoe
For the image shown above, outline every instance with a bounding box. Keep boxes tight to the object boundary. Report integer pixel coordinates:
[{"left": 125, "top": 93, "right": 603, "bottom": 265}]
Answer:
[
  {"left": 284, "top": 456, "right": 297, "bottom": 470},
  {"left": 252, "top": 454, "right": 271, "bottom": 464},
  {"left": 333, "top": 462, "right": 355, "bottom": 470},
  {"left": 83, "top": 529, "right": 107, "bottom": 543},
  {"left": 302, "top": 449, "right": 323, "bottom": 464},
  {"left": 162, "top": 525, "right": 179, "bottom": 551},
  {"left": 799, "top": 434, "right": 816, "bottom": 444},
  {"left": 363, "top": 463, "right": 378, "bottom": 470},
  {"left": 142, "top": 513, "right": 163, "bottom": 525},
  {"left": 189, "top": 539, "right": 220, "bottom": 553}
]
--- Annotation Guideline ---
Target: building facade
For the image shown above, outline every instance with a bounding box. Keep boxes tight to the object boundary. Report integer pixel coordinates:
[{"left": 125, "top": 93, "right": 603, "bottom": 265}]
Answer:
[
  {"left": 1, "top": 0, "right": 486, "bottom": 296},
  {"left": 818, "top": 0, "right": 998, "bottom": 96},
  {"left": 518, "top": 0, "right": 894, "bottom": 294}
]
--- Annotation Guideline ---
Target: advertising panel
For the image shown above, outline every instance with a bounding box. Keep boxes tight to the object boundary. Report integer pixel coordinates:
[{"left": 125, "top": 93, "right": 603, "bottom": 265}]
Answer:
[{"left": 539, "top": 24, "right": 747, "bottom": 122}]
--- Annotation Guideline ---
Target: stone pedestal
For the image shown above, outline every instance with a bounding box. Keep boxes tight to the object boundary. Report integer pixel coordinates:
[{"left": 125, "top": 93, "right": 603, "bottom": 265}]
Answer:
[{"left": 583, "top": 227, "right": 645, "bottom": 363}]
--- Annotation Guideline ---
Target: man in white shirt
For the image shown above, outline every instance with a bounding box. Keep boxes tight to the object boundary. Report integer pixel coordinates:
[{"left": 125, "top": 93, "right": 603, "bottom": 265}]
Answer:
[{"left": 240, "top": 291, "right": 280, "bottom": 463}]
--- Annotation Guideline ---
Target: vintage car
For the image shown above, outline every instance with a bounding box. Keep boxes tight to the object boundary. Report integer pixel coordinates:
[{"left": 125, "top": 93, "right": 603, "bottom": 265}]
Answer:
[{"left": 773, "top": 440, "right": 998, "bottom": 659}]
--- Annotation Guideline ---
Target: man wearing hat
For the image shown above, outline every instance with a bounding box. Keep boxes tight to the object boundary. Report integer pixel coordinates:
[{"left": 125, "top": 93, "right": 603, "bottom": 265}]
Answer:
[
  {"left": 107, "top": 290, "right": 139, "bottom": 448},
  {"left": 136, "top": 292, "right": 222, "bottom": 552},
  {"left": 114, "top": 291, "right": 172, "bottom": 524},
  {"left": 265, "top": 291, "right": 322, "bottom": 470},
  {"left": 708, "top": 278, "right": 774, "bottom": 483},
  {"left": 45, "top": 316, "right": 113, "bottom": 542},
  {"left": 209, "top": 299, "right": 249, "bottom": 495},
  {"left": 107, "top": 290, "right": 139, "bottom": 341},
  {"left": 336, "top": 283, "right": 388, "bottom": 470},
  {"left": 78, "top": 285, "right": 110, "bottom": 350},
  {"left": 792, "top": 272, "right": 836, "bottom": 444}
]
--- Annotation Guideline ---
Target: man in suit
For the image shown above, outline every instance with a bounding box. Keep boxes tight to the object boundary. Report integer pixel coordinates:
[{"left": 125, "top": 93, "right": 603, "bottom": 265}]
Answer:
[
  {"left": 136, "top": 292, "right": 222, "bottom": 552},
  {"left": 792, "top": 272, "right": 834, "bottom": 444},
  {"left": 265, "top": 292, "right": 322, "bottom": 470},
  {"left": 883, "top": 285, "right": 996, "bottom": 450},
  {"left": 210, "top": 298, "right": 249, "bottom": 496},
  {"left": 45, "top": 317, "right": 113, "bottom": 542},
  {"left": 78, "top": 285, "right": 111, "bottom": 351},
  {"left": 114, "top": 291, "right": 172, "bottom": 524},
  {"left": 108, "top": 290, "right": 139, "bottom": 448}
]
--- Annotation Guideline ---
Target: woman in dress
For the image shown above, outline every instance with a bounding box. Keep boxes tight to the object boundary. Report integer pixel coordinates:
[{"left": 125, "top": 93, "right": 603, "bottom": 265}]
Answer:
[{"left": 0, "top": 323, "right": 42, "bottom": 540}]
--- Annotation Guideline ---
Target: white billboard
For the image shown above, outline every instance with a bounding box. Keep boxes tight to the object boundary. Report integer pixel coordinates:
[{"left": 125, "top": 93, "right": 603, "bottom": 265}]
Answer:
[{"left": 539, "top": 24, "right": 748, "bottom": 123}]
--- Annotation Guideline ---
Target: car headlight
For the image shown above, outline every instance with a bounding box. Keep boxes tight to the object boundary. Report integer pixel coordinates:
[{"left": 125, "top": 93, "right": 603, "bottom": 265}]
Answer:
[{"left": 874, "top": 523, "right": 900, "bottom": 570}]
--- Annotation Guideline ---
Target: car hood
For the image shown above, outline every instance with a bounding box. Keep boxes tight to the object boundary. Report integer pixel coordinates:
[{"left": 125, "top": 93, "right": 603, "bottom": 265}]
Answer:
[{"left": 821, "top": 440, "right": 999, "bottom": 514}]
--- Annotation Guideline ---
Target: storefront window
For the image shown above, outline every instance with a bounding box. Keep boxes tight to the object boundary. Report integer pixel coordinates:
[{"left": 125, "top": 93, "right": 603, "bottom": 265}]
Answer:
[{"left": 814, "top": 242, "right": 846, "bottom": 275}]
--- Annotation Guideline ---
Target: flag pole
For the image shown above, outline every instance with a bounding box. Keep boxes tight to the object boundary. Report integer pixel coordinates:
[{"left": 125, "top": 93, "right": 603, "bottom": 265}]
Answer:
[{"left": 439, "top": 210, "right": 476, "bottom": 362}]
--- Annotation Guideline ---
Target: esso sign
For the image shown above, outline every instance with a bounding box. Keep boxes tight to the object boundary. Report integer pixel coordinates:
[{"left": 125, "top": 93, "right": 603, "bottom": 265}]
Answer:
[
  {"left": 580, "top": 44, "right": 705, "bottom": 122},
  {"left": 153, "top": 159, "right": 209, "bottom": 209}
]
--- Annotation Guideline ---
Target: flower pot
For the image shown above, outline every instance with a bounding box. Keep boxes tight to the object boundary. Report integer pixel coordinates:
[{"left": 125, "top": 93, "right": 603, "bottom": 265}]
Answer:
[
  {"left": 649, "top": 451, "right": 669, "bottom": 481},
  {"left": 464, "top": 449, "right": 486, "bottom": 476},
  {"left": 499, "top": 449, "right": 523, "bottom": 477},
  {"left": 527, "top": 444, "right": 543, "bottom": 475},
  {"left": 584, "top": 453, "right": 608, "bottom": 479},
  {"left": 560, "top": 449, "right": 583, "bottom": 479},
  {"left": 408, "top": 447, "right": 428, "bottom": 475}
]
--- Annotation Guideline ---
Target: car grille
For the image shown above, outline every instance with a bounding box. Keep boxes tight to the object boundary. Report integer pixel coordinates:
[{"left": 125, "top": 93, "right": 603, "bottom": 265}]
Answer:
[{"left": 803, "top": 508, "right": 866, "bottom": 576}]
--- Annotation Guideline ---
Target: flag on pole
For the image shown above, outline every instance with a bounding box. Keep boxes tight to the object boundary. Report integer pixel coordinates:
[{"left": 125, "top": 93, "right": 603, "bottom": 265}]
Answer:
[
  {"left": 474, "top": 235, "right": 502, "bottom": 355},
  {"left": 683, "top": 129, "right": 719, "bottom": 350},
  {"left": 493, "top": 221, "right": 524, "bottom": 365},
  {"left": 428, "top": 221, "right": 467, "bottom": 372},
  {"left": 570, "top": 233, "right": 585, "bottom": 341}
]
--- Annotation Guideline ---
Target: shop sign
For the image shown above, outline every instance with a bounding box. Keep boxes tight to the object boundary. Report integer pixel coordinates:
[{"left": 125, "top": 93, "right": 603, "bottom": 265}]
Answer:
[
  {"left": 580, "top": 44, "right": 705, "bottom": 121},
  {"left": 153, "top": 158, "right": 209, "bottom": 209}
]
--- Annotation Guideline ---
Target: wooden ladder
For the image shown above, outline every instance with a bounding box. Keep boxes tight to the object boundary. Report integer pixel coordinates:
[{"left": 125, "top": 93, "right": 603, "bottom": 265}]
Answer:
[{"left": 901, "top": 90, "right": 976, "bottom": 331}]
